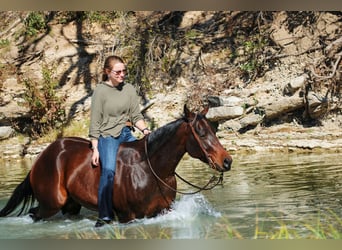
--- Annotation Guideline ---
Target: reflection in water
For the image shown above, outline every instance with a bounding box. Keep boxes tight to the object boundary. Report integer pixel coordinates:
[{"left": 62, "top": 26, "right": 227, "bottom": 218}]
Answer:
[
  {"left": 205, "top": 152, "right": 342, "bottom": 237},
  {"left": 0, "top": 159, "right": 32, "bottom": 197},
  {"left": 0, "top": 152, "right": 341, "bottom": 239}
]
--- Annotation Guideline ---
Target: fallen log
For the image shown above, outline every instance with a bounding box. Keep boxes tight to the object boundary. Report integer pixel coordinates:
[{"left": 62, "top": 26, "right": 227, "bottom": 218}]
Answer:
[{"left": 262, "top": 93, "right": 305, "bottom": 121}]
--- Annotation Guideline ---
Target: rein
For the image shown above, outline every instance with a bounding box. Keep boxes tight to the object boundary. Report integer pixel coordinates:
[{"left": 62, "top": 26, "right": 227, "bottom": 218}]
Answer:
[{"left": 144, "top": 117, "right": 224, "bottom": 195}]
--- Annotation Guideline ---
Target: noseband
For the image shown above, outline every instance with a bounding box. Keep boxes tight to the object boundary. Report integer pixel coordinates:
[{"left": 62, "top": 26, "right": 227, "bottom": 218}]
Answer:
[{"left": 144, "top": 115, "right": 223, "bottom": 195}]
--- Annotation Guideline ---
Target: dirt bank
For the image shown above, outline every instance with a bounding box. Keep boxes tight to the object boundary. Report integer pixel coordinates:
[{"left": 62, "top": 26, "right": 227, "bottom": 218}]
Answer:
[{"left": 0, "top": 11, "right": 341, "bottom": 160}]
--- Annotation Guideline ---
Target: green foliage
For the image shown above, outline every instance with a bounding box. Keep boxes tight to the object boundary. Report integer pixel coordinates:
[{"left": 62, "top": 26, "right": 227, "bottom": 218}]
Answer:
[
  {"left": 239, "top": 34, "right": 269, "bottom": 81},
  {"left": 53, "top": 11, "right": 121, "bottom": 25},
  {"left": 84, "top": 11, "right": 118, "bottom": 24},
  {"left": 24, "top": 12, "right": 47, "bottom": 37},
  {"left": 0, "top": 39, "right": 10, "bottom": 49},
  {"left": 184, "top": 29, "right": 202, "bottom": 40},
  {"left": 22, "top": 63, "right": 66, "bottom": 137}
]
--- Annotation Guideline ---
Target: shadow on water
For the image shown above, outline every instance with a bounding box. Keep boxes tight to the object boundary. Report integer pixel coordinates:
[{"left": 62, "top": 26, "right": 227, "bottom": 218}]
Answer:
[{"left": 0, "top": 152, "right": 341, "bottom": 239}]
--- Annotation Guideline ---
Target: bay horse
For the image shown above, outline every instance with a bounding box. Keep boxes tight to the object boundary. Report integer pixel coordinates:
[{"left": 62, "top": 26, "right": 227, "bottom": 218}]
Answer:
[{"left": 0, "top": 105, "right": 232, "bottom": 223}]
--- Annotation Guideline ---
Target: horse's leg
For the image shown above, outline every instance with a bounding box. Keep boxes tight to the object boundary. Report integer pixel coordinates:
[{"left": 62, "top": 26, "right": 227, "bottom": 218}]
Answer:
[
  {"left": 61, "top": 197, "right": 82, "bottom": 215},
  {"left": 28, "top": 205, "right": 60, "bottom": 222},
  {"left": 30, "top": 154, "right": 71, "bottom": 219},
  {"left": 31, "top": 182, "right": 69, "bottom": 219},
  {"left": 34, "top": 204, "right": 63, "bottom": 219},
  {"left": 28, "top": 206, "right": 41, "bottom": 222}
]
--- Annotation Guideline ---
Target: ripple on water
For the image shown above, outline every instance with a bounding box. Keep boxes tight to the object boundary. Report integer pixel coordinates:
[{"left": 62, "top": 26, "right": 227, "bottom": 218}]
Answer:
[{"left": 0, "top": 152, "right": 341, "bottom": 239}]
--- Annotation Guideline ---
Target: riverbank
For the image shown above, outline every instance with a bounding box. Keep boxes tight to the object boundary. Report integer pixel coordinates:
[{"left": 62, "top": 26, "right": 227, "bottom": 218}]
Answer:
[
  {"left": 0, "top": 121, "right": 341, "bottom": 161},
  {"left": 0, "top": 89, "right": 341, "bottom": 160},
  {"left": 220, "top": 123, "right": 342, "bottom": 154}
]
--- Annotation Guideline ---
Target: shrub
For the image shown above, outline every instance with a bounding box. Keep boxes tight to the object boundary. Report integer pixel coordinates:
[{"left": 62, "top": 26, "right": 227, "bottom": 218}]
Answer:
[
  {"left": 21, "top": 63, "right": 66, "bottom": 137},
  {"left": 24, "top": 12, "right": 47, "bottom": 37}
]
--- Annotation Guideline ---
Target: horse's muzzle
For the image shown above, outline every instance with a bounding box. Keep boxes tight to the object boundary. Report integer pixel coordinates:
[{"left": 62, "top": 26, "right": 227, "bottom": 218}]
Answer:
[{"left": 223, "top": 158, "right": 232, "bottom": 171}]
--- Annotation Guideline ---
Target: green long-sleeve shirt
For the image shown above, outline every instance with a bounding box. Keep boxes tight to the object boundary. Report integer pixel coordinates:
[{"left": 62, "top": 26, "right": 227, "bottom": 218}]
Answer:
[{"left": 89, "top": 82, "right": 144, "bottom": 139}]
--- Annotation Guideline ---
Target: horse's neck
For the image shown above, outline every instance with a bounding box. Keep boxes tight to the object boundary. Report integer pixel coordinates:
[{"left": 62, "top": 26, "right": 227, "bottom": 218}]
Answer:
[{"left": 148, "top": 122, "right": 189, "bottom": 177}]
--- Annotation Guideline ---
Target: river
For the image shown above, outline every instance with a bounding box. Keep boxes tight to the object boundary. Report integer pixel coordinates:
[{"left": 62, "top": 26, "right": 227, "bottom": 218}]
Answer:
[{"left": 0, "top": 152, "right": 341, "bottom": 239}]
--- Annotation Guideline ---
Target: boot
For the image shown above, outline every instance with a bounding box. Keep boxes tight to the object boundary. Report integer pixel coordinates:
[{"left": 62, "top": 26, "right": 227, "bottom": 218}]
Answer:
[{"left": 95, "top": 218, "right": 112, "bottom": 228}]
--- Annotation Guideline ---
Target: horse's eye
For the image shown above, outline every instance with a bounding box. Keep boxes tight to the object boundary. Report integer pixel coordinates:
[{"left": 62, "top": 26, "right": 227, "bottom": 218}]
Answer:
[
  {"left": 195, "top": 121, "right": 207, "bottom": 137},
  {"left": 197, "top": 129, "right": 206, "bottom": 138}
]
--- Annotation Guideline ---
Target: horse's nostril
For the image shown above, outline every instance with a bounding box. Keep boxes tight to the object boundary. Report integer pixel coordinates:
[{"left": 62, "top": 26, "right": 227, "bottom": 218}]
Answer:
[{"left": 224, "top": 158, "right": 232, "bottom": 170}]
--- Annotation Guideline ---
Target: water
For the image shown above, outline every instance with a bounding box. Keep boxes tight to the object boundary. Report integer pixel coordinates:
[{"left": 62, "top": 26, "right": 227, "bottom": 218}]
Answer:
[{"left": 0, "top": 152, "right": 341, "bottom": 239}]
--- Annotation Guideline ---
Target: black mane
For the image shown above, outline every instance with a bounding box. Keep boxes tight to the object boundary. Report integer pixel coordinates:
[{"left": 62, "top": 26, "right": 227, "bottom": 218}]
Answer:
[
  {"left": 145, "top": 111, "right": 209, "bottom": 156},
  {"left": 146, "top": 117, "right": 185, "bottom": 156}
]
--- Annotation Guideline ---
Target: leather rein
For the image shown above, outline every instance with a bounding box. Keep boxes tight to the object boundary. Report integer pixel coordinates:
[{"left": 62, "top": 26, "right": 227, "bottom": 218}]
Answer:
[{"left": 144, "top": 115, "right": 224, "bottom": 195}]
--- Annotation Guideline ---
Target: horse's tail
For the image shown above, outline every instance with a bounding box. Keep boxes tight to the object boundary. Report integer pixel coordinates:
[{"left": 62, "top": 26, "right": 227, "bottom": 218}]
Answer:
[{"left": 0, "top": 171, "right": 35, "bottom": 217}]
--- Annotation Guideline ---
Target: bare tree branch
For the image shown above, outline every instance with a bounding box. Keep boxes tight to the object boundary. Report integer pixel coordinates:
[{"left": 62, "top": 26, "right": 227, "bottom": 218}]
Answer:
[{"left": 310, "top": 55, "right": 341, "bottom": 80}]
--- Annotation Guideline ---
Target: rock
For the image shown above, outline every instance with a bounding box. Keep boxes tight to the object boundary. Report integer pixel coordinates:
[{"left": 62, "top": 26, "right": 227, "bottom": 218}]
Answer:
[
  {"left": 207, "top": 96, "right": 222, "bottom": 107},
  {"left": 222, "top": 120, "right": 242, "bottom": 131},
  {"left": 306, "top": 92, "right": 328, "bottom": 119},
  {"left": 220, "top": 96, "right": 243, "bottom": 107},
  {"left": 0, "top": 126, "right": 14, "bottom": 140},
  {"left": 207, "top": 95, "right": 243, "bottom": 107},
  {"left": 239, "top": 113, "right": 264, "bottom": 128},
  {"left": 24, "top": 143, "right": 50, "bottom": 157},
  {"left": 287, "top": 139, "right": 335, "bottom": 149},
  {"left": 235, "top": 138, "right": 259, "bottom": 148},
  {"left": 206, "top": 106, "right": 244, "bottom": 121},
  {"left": 283, "top": 74, "right": 307, "bottom": 96}
]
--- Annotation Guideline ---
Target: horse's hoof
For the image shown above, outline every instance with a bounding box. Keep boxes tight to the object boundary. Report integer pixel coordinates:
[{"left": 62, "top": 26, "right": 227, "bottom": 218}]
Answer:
[{"left": 29, "top": 213, "right": 41, "bottom": 222}]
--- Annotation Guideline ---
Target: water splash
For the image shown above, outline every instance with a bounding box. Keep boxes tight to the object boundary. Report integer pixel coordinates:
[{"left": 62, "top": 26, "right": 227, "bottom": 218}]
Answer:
[
  {"left": 137, "top": 193, "right": 221, "bottom": 225},
  {"left": 110, "top": 193, "right": 221, "bottom": 239}
]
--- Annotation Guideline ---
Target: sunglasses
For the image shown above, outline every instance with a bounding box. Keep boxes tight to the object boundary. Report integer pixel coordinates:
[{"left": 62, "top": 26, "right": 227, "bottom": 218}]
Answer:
[{"left": 111, "top": 69, "right": 127, "bottom": 75}]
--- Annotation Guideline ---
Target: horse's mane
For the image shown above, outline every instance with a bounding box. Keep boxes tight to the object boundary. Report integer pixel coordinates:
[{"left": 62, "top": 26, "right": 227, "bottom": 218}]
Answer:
[{"left": 146, "top": 117, "right": 185, "bottom": 156}]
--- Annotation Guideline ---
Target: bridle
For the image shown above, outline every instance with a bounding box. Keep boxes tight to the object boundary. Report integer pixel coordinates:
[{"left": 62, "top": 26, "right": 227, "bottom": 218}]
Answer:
[
  {"left": 144, "top": 115, "right": 224, "bottom": 195},
  {"left": 188, "top": 114, "right": 218, "bottom": 171}
]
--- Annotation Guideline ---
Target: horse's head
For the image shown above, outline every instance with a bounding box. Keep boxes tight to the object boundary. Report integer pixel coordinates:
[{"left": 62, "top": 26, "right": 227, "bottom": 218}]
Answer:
[{"left": 184, "top": 105, "right": 232, "bottom": 172}]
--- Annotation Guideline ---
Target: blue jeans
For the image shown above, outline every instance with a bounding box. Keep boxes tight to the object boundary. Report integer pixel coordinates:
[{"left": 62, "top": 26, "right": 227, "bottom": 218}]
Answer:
[{"left": 97, "top": 127, "right": 136, "bottom": 220}]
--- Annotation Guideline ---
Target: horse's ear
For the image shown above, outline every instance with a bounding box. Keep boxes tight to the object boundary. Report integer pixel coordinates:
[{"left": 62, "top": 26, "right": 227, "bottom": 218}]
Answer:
[
  {"left": 184, "top": 104, "right": 190, "bottom": 117},
  {"left": 184, "top": 104, "right": 195, "bottom": 120},
  {"left": 200, "top": 105, "right": 209, "bottom": 116}
]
